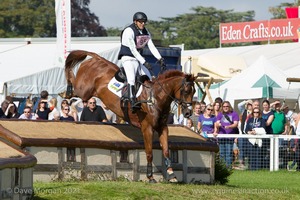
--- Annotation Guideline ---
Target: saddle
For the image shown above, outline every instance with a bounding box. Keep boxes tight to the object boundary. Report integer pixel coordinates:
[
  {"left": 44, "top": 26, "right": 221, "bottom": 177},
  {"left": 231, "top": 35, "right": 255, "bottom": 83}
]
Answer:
[{"left": 114, "top": 67, "right": 149, "bottom": 99}]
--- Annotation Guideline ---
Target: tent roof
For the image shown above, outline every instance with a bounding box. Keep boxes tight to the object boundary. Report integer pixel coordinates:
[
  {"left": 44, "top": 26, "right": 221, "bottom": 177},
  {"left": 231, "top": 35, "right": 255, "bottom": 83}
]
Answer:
[
  {"left": 182, "top": 42, "right": 300, "bottom": 80},
  {"left": 0, "top": 37, "right": 120, "bottom": 94},
  {"left": 208, "top": 56, "right": 300, "bottom": 102}
]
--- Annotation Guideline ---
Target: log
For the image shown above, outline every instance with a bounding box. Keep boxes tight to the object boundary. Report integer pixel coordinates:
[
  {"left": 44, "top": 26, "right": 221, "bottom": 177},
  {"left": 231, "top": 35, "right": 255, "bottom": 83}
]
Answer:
[{"left": 286, "top": 78, "right": 300, "bottom": 82}]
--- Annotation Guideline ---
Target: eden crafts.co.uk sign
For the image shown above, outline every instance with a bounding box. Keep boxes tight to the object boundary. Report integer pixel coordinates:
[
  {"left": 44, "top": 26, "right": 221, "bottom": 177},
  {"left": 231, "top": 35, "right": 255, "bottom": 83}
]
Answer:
[{"left": 220, "top": 18, "right": 300, "bottom": 44}]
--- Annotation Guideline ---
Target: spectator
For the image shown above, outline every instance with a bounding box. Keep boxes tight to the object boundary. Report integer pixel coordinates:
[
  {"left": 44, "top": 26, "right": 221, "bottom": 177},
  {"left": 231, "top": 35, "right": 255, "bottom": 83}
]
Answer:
[
  {"left": 260, "top": 99, "right": 274, "bottom": 168},
  {"left": 36, "top": 100, "right": 51, "bottom": 120},
  {"left": 48, "top": 97, "right": 59, "bottom": 120},
  {"left": 197, "top": 104, "right": 217, "bottom": 138},
  {"left": 214, "top": 97, "right": 223, "bottom": 104},
  {"left": 237, "top": 99, "right": 253, "bottom": 168},
  {"left": 187, "top": 102, "right": 202, "bottom": 130},
  {"left": 0, "top": 100, "right": 10, "bottom": 118},
  {"left": 215, "top": 101, "right": 239, "bottom": 168},
  {"left": 212, "top": 101, "right": 221, "bottom": 117},
  {"left": 33, "top": 90, "right": 49, "bottom": 112},
  {"left": 69, "top": 98, "right": 79, "bottom": 121},
  {"left": 186, "top": 118, "right": 195, "bottom": 132},
  {"left": 199, "top": 101, "right": 206, "bottom": 114},
  {"left": 245, "top": 108, "right": 266, "bottom": 170},
  {"left": 19, "top": 106, "right": 38, "bottom": 120},
  {"left": 4, "top": 102, "right": 20, "bottom": 119},
  {"left": 69, "top": 97, "right": 87, "bottom": 120},
  {"left": 289, "top": 112, "right": 300, "bottom": 171},
  {"left": 271, "top": 100, "right": 289, "bottom": 168},
  {"left": 80, "top": 97, "right": 107, "bottom": 122},
  {"left": 60, "top": 105, "right": 74, "bottom": 121},
  {"left": 101, "top": 101, "right": 117, "bottom": 123}
]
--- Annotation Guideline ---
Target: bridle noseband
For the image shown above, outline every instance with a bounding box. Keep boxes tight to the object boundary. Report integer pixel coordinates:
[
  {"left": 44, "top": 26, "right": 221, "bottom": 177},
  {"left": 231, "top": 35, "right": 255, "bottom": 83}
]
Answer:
[{"left": 176, "top": 78, "right": 194, "bottom": 109}]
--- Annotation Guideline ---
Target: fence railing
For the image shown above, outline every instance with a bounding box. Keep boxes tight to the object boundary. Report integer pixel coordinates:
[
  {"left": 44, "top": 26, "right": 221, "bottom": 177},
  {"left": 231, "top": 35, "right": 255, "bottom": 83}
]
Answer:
[{"left": 207, "top": 134, "right": 300, "bottom": 171}]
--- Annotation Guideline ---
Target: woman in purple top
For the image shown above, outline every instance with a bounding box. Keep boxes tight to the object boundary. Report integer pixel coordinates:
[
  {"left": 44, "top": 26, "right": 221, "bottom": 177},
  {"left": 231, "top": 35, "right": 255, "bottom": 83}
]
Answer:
[
  {"left": 197, "top": 104, "right": 217, "bottom": 138},
  {"left": 216, "top": 101, "right": 239, "bottom": 168}
]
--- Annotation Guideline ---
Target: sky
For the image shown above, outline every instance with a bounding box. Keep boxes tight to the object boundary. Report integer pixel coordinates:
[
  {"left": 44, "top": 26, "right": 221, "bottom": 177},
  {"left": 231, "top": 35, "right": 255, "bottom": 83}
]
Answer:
[{"left": 89, "top": 0, "right": 295, "bottom": 28}]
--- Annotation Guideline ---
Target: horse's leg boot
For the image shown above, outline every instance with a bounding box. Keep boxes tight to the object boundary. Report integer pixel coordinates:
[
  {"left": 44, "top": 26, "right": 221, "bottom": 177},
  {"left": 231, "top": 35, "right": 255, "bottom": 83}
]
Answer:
[{"left": 130, "top": 85, "right": 141, "bottom": 111}]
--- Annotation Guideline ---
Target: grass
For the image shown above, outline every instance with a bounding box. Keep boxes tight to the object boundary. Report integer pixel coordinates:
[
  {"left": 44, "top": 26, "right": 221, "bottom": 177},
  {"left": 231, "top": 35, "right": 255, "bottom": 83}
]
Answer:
[{"left": 33, "top": 170, "right": 300, "bottom": 200}]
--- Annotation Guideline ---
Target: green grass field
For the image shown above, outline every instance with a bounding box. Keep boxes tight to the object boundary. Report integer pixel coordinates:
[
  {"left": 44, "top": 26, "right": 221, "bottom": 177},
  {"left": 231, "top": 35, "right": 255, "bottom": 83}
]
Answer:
[{"left": 33, "top": 170, "right": 299, "bottom": 200}]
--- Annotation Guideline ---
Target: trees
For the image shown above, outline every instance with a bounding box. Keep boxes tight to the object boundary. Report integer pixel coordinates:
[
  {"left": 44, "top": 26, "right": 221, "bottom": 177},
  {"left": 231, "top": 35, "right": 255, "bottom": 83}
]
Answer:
[
  {"left": 0, "top": 0, "right": 106, "bottom": 38},
  {"left": 146, "top": 6, "right": 255, "bottom": 49}
]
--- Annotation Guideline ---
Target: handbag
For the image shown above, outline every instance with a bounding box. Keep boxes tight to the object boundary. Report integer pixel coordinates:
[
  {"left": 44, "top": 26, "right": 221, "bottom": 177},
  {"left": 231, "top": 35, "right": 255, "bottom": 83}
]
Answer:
[{"left": 223, "top": 113, "right": 239, "bottom": 134}]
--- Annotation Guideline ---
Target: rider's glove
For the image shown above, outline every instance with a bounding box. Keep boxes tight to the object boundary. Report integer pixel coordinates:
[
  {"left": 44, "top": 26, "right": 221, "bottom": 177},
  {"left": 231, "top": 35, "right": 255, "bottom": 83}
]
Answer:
[
  {"left": 159, "top": 58, "right": 166, "bottom": 71},
  {"left": 144, "top": 62, "right": 152, "bottom": 71}
]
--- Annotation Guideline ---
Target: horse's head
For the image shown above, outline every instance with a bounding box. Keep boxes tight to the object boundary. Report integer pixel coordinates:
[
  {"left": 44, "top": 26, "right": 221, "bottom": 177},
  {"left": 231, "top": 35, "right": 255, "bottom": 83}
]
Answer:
[{"left": 175, "top": 74, "right": 196, "bottom": 118}]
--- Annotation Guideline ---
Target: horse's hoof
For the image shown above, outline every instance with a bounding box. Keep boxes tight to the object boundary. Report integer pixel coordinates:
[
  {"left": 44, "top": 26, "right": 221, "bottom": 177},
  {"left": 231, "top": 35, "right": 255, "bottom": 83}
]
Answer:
[
  {"left": 167, "top": 172, "right": 178, "bottom": 183},
  {"left": 148, "top": 179, "right": 157, "bottom": 184}
]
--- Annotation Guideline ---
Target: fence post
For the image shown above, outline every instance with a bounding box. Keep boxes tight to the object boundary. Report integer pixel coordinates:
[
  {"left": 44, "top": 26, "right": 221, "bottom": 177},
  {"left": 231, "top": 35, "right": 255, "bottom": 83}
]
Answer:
[{"left": 274, "top": 136, "right": 279, "bottom": 171}]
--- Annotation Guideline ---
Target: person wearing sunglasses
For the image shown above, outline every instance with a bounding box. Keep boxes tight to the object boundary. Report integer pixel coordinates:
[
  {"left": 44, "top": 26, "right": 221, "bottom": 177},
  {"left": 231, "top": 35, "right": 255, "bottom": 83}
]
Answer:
[
  {"left": 80, "top": 97, "right": 107, "bottom": 123},
  {"left": 245, "top": 108, "right": 266, "bottom": 170},
  {"left": 197, "top": 104, "right": 218, "bottom": 138},
  {"left": 60, "top": 105, "right": 74, "bottom": 121},
  {"left": 118, "top": 12, "right": 165, "bottom": 111}
]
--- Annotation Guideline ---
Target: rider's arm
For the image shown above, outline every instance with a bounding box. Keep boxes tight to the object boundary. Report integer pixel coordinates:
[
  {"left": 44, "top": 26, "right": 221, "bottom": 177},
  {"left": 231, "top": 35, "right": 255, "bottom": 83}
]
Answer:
[
  {"left": 122, "top": 28, "right": 146, "bottom": 64},
  {"left": 147, "top": 37, "right": 162, "bottom": 60}
]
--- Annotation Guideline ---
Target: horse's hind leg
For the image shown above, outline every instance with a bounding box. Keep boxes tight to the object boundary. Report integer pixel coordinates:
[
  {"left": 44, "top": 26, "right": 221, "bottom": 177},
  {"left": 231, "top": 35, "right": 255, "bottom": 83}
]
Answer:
[{"left": 159, "top": 126, "right": 178, "bottom": 183}]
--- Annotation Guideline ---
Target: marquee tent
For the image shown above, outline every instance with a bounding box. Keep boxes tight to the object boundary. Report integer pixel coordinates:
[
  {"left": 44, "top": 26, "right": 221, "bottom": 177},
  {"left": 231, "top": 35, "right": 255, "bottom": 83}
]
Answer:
[
  {"left": 207, "top": 56, "right": 300, "bottom": 105},
  {"left": 0, "top": 37, "right": 120, "bottom": 102},
  {"left": 181, "top": 42, "right": 300, "bottom": 80}
]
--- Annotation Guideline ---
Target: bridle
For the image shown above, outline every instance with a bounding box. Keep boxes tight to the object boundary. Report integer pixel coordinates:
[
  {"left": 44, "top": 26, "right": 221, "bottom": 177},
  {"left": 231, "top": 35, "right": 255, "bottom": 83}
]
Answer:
[
  {"left": 156, "top": 76, "right": 194, "bottom": 109},
  {"left": 176, "top": 78, "right": 194, "bottom": 109}
]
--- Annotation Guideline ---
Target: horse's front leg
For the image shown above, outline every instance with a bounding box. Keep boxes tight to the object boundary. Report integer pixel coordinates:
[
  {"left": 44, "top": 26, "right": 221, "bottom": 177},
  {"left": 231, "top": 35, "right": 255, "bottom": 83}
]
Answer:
[
  {"left": 159, "top": 125, "right": 178, "bottom": 183},
  {"left": 141, "top": 125, "right": 157, "bottom": 183}
]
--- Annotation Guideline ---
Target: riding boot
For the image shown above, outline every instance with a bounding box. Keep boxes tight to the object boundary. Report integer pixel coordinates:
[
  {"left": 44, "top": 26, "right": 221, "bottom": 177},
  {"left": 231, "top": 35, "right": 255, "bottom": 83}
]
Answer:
[{"left": 130, "top": 85, "right": 141, "bottom": 111}]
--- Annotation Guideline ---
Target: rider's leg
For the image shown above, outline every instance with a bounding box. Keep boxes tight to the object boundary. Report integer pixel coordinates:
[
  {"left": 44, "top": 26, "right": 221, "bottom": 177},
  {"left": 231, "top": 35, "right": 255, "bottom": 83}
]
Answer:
[{"left": 121, "top": 58, "right": 140, "bottom": 110}]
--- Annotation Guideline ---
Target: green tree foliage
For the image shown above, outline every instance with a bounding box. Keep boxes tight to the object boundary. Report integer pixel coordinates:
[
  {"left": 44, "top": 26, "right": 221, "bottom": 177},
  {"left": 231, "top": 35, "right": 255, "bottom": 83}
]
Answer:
[
  {"left": 146, "top": 6, "right": 255, "bottom": 50},
  {"left": 0, "top": 0, "right": 56, "bottom": 37},
  {"left": 71, "top": 0, "right": 107, "bottom": 37},
  {"left": 0, "top": 0, "right": 106, "bottom": 38},
  {"left": 269, "top": 2, "right": 299, "bottom": 19}
]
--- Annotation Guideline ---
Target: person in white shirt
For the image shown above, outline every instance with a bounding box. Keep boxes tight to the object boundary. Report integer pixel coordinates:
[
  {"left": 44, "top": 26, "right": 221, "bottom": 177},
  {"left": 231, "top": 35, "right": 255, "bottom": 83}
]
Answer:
[{"left": 118, "top": 11, "right": 165, "bottom": 111}]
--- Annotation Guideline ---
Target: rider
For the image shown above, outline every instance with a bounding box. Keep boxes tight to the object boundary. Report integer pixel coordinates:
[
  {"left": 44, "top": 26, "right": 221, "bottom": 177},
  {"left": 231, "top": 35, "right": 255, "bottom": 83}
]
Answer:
[{"left": 118, "top": 11, "right": 165, "bottom": 111}]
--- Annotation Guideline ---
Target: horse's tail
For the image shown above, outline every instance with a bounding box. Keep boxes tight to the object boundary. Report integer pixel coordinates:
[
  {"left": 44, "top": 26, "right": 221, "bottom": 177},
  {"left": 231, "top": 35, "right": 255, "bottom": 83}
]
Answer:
[{"left": 64, "top": 50, "right": 100, "bottom": 98}]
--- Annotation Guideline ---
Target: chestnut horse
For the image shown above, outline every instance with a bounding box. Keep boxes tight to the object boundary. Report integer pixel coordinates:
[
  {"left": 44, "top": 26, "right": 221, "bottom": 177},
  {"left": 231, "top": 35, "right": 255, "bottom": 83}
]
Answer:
[{"left": 65, "top": 50, "right": 196, "bottom": 183}]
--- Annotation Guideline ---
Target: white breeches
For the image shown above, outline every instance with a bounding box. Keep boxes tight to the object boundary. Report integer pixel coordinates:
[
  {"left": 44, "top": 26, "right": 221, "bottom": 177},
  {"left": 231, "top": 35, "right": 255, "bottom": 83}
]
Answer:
[{"left": 121, "top": 56, "right": 151, "bottom": 86}]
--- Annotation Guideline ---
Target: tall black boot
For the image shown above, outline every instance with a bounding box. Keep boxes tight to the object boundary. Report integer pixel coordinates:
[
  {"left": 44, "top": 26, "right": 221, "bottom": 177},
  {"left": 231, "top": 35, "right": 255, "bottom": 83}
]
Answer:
[{"left": 130, "top": 85, "right": 141, "bottom": 111}]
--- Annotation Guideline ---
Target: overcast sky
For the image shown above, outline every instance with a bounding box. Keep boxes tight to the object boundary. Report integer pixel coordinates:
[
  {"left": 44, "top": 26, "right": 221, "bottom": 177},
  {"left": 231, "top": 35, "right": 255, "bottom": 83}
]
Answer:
[{"left": 89, "top": 0, "right": 295, "bottom": 28}]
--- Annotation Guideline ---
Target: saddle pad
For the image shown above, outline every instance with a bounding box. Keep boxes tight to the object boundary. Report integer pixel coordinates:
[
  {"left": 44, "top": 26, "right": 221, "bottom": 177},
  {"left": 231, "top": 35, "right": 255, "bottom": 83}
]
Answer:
[{"left": 108, "top": 77, "right": 142, "bottom": 98}]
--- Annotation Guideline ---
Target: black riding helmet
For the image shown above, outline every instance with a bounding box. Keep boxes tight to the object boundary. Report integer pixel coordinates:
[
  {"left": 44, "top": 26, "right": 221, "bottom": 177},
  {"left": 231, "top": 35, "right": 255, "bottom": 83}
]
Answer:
[{"left": 133, "top": 12, "right": 147, "bottom": 22}]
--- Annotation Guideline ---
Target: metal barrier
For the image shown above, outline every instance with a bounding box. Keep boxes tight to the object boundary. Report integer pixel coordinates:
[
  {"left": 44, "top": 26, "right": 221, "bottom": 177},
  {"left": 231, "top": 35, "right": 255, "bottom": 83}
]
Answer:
[{"left": 207, "top": 134, "right": 300, "bottom": 171}]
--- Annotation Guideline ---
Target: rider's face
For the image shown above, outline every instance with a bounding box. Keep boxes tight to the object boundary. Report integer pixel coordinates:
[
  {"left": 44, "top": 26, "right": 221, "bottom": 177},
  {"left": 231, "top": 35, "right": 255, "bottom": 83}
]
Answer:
[{"left": 135, "top": 20, "right": 146, "bottom": 30}]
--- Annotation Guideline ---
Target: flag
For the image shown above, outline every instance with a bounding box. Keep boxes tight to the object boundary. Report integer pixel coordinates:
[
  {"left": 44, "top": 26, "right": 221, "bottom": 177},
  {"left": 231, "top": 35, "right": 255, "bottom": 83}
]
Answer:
[
  {"left": 285, "top": 7, "right": 299, "bottom": 18},
  {"left": 55, "top": 0, "right": 71, "bottom": 67},
  {"left": 184, "top": 57, "right": 192, "bottom": 74}
]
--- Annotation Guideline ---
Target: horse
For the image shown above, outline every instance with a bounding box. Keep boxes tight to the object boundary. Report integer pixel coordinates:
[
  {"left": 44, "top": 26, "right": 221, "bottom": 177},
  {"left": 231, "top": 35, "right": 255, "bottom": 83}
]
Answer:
[{"left": 64, "top": 50, "right": 196, "bottom": 183}]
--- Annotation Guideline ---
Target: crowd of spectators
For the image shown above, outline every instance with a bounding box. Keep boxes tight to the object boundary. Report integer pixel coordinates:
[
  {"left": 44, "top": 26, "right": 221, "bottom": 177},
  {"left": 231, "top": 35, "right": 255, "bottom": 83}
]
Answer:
[
  {"left": 170, "top": 96, "right": 300, "bottom": 171},
  {"left": 0, "top": 90, "right": 118, "bottom": 124}
]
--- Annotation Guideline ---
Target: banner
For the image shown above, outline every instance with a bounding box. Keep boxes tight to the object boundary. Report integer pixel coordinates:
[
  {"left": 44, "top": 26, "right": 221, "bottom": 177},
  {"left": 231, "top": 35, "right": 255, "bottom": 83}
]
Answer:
[
  {"left": 55, "top": 0, "right": 71, "bottom": 67},
  {"left": 220, "top": 18, "right": 300, "bottom": 44}
]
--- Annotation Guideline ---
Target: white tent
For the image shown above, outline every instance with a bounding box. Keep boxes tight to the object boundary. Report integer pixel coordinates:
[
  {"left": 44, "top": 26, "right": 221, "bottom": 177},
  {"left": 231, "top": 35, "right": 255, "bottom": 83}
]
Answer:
[
  {"left": 182, "top": 42, "right": 300, "bottom": 80},
  {"left": 0, "top": 37, "right": 120, "bottom": 102},
  {"left": 207, "top": 56, "right": 300, "bottom": 105}
]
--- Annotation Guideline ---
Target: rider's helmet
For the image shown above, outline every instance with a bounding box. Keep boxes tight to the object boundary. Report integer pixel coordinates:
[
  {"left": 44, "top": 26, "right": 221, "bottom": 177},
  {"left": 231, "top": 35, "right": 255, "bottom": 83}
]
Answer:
[{"left": 133, "top": 12, "right": 147, "bottom": 22}]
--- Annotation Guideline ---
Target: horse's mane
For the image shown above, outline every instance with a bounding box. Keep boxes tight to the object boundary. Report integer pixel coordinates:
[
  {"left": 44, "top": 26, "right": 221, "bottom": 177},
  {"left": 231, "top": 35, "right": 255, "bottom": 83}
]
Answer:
[
  {"left": 156, "top": 70, "right": 195, "bottom": 83},
  {"left": 156, "top": 70, "right": 184, "bottom": 80}
]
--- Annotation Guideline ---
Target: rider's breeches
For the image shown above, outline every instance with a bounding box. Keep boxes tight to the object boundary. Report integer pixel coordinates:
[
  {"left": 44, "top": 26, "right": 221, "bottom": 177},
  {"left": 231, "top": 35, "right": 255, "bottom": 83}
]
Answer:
[{"left": 121, "top": 56, "right": 152, "bottom": 87}]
